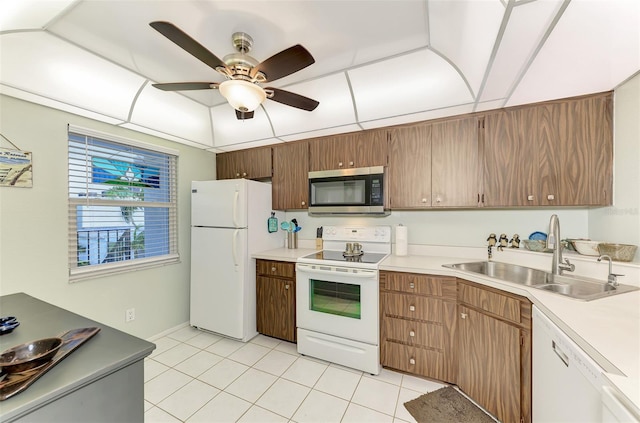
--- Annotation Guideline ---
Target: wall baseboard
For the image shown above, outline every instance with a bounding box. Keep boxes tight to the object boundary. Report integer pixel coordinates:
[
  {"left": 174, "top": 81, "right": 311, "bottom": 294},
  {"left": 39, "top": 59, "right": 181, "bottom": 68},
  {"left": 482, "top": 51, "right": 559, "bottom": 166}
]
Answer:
[{"left": 147, "top": 321, "right": 190, "bottom": 342}]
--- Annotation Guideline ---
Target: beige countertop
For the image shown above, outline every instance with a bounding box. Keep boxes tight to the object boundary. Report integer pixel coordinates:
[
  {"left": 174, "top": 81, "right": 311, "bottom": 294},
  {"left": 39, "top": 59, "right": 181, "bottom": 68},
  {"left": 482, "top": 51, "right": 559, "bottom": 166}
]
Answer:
[{"left": 252, "top": 247, "right": 640, "bottom": 414}]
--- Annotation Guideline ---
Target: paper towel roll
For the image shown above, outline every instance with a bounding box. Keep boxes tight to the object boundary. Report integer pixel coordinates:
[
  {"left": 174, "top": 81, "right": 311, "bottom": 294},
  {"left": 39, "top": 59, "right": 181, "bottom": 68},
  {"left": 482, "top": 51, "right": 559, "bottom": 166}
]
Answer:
[{"left": 395, "top": 224, "right": 408, "bottom": 256}]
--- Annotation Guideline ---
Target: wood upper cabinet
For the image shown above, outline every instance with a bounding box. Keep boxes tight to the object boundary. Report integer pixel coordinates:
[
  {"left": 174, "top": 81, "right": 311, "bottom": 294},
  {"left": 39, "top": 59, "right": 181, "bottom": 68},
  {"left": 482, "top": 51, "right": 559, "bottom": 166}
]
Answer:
[
  {"left": 216, "top": 147, "right": 272, "bottom": 180},
  {"left": 256, "top": 260, "right": 296, "bottom": 342},
  {"left": 388, "top": 122, "right": 432, "bottom": 208},
  {"left": 272, "top": 141, "right": 309, "bottom": 210},
  {"left": 483, "top": 92, "right": 613, "bottom": 207},
  {"left": 457, "top": 279, "right": 532, "bottom": 423},
  {"left": 541, "top": 93, "right": 613, "bottom": 206},
  {"left": 309, "top": 129, "right": 387, "bottom": 171},
  {"left": 431, "top": 116, "right": 481, "bottom": 207}
]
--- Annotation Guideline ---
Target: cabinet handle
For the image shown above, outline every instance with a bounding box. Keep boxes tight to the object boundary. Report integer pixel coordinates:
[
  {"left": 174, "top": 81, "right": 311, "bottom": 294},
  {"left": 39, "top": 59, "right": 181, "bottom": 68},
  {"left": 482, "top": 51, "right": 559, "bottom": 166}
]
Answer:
[
  {"left": 235, "top": 173, "right": 240, "bottom": 177},
  {"left": 242, "top": 172, "right": 247, "bottom": 177},
  {"left": 421, "top": 198, "right": 427, "bottom": 203},
  {"left": 409, "top": 282, "right": 415, "bottom": 289},
  {"left": 547, "top": 194, "right": 555, "bottom": 200},
  {"left": 285, "top": 284, "right": 289, "bottom": 290},
  {"left": 301, "top": 201, "right": 306, "bottom": 206},
  {"left": 435, "top": 197, "right": 441, "bottom": 203},
  {"left": 409, "top": 305, "right": 416, "bottom": 312},
  {"left": 409, "top": 330, "right": 415, "bottom": 337},
  {"left": 338, "top": 162, "right": 343, "bottom": 167},
  {"left": 527, "top": 195, "right": 534, "bottom": 201},
  {"left": 409, "top": 358, "right": 416, "bottom": 365},
  {"left": 271, "top": 267, "right": 276, "bottom": 272},
  {"left": 349, "top": 161, "right": 354, "bottom": 166},
  {"left": 461, "top": 313, "right": 467, "bottom": 319}
]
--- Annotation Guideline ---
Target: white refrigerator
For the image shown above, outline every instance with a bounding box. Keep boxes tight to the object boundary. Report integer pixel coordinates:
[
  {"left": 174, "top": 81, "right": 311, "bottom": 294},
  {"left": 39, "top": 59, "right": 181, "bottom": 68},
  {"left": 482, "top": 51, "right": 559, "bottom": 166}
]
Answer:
[{"left": 190, "top": 179, "right": 283, "bottom": 341}]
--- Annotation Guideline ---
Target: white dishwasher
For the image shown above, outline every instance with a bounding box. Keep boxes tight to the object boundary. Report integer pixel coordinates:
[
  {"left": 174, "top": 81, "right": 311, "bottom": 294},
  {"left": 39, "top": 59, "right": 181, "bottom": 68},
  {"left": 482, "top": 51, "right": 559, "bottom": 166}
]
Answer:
[{"left": 533, "top": 306, "right": 604, "bottom": 422}]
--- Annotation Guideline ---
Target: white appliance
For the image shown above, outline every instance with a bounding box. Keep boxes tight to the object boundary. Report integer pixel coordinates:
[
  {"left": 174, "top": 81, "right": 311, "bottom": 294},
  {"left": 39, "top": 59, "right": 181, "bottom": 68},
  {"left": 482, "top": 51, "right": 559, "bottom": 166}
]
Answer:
[
  {"left": 533, "top": 306, "right": 604, "bottom": 422},
  {"left": 296, "top": 226, "right": 391, "bottom": 374},
  {"left": 190, "top": 179, "right": 283, "bottom": 342}
]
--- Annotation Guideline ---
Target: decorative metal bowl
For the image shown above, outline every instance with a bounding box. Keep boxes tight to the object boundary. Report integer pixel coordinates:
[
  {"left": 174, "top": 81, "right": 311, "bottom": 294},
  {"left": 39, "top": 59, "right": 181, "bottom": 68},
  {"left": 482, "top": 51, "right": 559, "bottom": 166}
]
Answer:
[
  {"left": 0, "top": 337, "right": 63, "bottom": 373},
  {"left": 571, "top": 240, "right": 601, "bottom": 256}
]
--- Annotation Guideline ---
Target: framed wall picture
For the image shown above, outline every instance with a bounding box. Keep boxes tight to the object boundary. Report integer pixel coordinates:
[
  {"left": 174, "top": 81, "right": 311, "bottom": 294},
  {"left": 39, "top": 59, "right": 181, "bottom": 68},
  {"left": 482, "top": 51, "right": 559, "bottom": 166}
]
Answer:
[{"left": 0, "top": 147, "right": 33, "bottom": 188}]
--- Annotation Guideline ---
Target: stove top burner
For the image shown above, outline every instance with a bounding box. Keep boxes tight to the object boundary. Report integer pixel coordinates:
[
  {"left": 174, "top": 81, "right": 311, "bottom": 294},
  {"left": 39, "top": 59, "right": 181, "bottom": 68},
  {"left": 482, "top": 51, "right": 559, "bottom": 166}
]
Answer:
[{"left": 301, "top": 250, "right": 388, "bottom": 265}]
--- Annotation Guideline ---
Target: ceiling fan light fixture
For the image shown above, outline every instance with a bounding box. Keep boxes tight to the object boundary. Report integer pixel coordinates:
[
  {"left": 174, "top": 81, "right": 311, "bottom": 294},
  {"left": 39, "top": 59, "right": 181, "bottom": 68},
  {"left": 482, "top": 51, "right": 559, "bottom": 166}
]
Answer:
[{"left": 219, "top": 79, "right": 266, "bottom": 112}]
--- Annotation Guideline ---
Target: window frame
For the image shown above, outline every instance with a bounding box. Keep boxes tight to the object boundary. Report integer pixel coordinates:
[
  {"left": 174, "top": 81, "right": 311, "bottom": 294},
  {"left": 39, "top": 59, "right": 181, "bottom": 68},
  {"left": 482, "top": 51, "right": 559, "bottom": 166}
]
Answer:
[{"left": 67, "top": 125, "right": 179, "bottom": 282}]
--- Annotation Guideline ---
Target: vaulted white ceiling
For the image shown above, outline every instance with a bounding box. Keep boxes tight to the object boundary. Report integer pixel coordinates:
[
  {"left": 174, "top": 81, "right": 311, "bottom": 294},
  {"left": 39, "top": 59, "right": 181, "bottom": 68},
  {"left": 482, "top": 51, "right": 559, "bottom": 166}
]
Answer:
[{"left": 1, "top": 0, "right": 638, "bottom": 152}]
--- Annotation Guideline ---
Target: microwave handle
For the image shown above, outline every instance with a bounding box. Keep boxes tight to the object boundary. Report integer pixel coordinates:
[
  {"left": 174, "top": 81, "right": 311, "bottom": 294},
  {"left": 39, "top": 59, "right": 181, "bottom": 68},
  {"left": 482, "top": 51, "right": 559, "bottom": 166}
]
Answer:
[{"left": 296, "top": 263, "right": 376, "bottom": 278}]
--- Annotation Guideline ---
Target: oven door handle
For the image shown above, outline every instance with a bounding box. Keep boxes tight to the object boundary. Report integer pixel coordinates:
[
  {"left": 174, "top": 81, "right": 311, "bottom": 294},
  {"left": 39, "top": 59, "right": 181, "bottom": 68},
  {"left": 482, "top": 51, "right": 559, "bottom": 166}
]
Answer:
[{"left": 296, "top": 263, "right": 377, "bottom": 278}]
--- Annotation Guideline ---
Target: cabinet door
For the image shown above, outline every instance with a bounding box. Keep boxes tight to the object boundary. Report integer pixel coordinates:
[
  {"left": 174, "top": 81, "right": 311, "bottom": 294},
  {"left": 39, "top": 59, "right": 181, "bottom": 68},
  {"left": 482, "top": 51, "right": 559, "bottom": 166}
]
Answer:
[
  {"left": 256, "top": 276, "right": 296, "bottom": 342},
  {"left": 272, "top": 142, "right": 309, "bottom": 210},
  {"left": 458, "top": 306, "right": 521, "bottom": 423},
  {"left": 388, "top": 123, "right": 431, "bottom": 208},
  {"left": 353, "top": 128, "right": 388, "bottom": 168},
  {"left": 544, "top": 94, "right": 613, "bottom": 206},
  {"left": 431, "top": 117, "right": 480, "bottom": 207},
  {"left": 216, "top": 148, "right": 272, "bottom": 180},
  {"left": 483, "top": 108, "right": 538, "bottom": 207},
  {"left": 216, "top": 151, "right": 239, "bottom": 180},
  {"left": 309, "top": 136, "right": 348, "bottom": 171}
]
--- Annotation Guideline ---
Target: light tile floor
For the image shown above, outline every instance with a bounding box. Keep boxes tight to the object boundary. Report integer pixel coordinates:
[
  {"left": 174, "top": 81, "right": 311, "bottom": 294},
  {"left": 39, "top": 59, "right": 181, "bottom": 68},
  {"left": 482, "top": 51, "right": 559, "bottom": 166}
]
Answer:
[{"left": 144, "top": 326, "right": 448, "bottom": 423}]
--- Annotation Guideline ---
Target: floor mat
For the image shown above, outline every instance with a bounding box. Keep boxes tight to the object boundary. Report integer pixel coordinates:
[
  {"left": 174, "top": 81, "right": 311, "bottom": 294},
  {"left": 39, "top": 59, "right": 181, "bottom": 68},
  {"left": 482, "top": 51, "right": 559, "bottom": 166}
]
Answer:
[{"left": 403, "top": 386, "right": 496, "bottom": 423}]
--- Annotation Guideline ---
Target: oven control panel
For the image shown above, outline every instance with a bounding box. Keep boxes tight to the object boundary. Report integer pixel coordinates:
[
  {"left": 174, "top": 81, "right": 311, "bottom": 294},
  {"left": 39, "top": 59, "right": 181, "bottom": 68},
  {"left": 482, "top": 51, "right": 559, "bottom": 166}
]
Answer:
[{"left": 322, "top": 226, "right": 391, "bottom": 243}]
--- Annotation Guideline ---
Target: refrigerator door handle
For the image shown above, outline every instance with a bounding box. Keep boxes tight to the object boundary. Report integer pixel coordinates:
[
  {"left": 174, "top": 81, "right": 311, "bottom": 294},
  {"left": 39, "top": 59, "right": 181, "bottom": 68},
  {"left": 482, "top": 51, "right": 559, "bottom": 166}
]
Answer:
[
  {"left": 232, "top": 190, "right": 240, "bottom": 228},
  {"left": 232, "top": 229, "right": 239, "bottom": 268}
]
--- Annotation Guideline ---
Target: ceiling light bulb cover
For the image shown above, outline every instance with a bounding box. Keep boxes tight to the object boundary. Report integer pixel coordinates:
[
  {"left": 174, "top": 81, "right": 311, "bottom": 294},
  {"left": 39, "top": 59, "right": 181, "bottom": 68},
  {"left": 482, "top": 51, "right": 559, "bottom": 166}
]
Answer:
[{"left": 219, "top": 79, "right": 266, "bottom": 112}]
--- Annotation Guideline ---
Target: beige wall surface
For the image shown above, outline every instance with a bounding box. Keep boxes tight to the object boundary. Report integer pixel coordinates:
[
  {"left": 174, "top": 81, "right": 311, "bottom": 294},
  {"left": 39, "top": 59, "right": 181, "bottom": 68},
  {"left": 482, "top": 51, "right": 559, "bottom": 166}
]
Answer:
[
  {"left": 589, "top": 72, "right": 640, "bottom": 260},
  {"left": 0, "top": 95, "right": 216, "bottom": 339}
]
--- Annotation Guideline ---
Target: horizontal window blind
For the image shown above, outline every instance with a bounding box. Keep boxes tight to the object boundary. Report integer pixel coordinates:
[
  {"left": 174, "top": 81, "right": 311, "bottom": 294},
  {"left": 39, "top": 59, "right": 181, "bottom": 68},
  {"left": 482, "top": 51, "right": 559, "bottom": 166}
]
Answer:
[{"left": 68, "top": 128, "right": 178, "bottom": 281}]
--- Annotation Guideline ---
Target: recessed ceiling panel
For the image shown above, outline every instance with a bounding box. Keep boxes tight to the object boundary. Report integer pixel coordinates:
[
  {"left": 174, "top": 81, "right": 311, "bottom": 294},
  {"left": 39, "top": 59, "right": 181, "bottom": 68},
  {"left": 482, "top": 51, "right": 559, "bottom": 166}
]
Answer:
[
  {"left": 119, "top": 122, "right": 213, "bottom": 150},
  {"left": 266, "top": 73, "right": 356, "bottom": 137},
  {"left": 0, "top": 0, "right": 77, "bottom": 31},
  {"left": 428, "top": 0, "right": 505, "bottom": 97},
  {"left": 359, "top": 103, "right": 474, "bottom": 130},
  {"left": 130, "top": 84, "right": 213, "bottom": 146},
  {"left": 215, "top": 138, "right": 283, "bottom": 152},
  {"left": 0, "top": 32, "right": 144, "bottom": 121},
  {"left": 508, "top": 0, "right": 640, "bottom": 106},
  {"left": 210, "top": 103, "right": 274, "bottom": 147},
  {"left": 279, "top": 124, "right": 363, "bottom": 142},
  {"left": 348, "top": 49, "right": 473, "bottom": 122},
  {"left": 480, "top": 0, "right": 565, "bottom": 102}
]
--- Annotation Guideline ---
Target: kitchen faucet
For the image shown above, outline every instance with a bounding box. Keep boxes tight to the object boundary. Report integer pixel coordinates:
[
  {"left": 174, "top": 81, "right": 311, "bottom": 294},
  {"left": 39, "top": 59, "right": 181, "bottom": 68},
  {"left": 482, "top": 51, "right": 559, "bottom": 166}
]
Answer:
[
  {"left": 547, "top": 214, "right": 575, "bottom": 275},
  {"left": 597, "top": 255, "right": 623, "bottom": 287}
]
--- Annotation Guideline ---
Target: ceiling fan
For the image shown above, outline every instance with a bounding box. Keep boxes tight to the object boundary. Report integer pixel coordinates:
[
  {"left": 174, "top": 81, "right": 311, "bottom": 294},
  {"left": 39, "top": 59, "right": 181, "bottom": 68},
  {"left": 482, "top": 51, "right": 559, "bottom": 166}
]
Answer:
[{"left": 149, "top": 21, "right": 319, "bottom": 120}]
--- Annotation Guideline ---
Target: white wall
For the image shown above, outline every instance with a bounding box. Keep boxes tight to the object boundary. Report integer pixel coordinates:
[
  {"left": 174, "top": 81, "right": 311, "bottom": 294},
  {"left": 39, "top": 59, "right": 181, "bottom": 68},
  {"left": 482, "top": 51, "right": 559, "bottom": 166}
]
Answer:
[
  {"left": 589, "top": 72, "right": 640, "bottom": 261},
  {"left": 0, "top": 95, "right": 217, "bottom": 339}
]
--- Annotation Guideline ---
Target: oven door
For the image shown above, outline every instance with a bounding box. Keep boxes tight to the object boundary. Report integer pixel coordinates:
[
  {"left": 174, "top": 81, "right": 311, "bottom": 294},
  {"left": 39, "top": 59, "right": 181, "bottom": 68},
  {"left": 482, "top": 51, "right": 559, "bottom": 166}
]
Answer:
[{"left": 296, "top": 262, "right": 379, "bottom": 345}]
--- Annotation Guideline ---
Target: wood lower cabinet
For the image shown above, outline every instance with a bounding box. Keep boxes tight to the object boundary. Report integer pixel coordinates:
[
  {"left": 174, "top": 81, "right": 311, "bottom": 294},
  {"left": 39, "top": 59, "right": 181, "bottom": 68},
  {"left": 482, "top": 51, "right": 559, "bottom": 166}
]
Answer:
[
  {"left": 216, "top": 147, "right": 272, "bottom": 180},
  {"left": 256, "top": 260, "right": 296, "bottom": 342},
  {"left": 457, "top": 279, "right": 532, "bottom": 423},
  {"left": 272, "top": 141, "right": 309, "bottom": 210},
  {"left": 380, "top": 271, "right": 457, "bottom": 383},
  {"left": 309, "top": 129, "right": 387, "bottom": 171}
]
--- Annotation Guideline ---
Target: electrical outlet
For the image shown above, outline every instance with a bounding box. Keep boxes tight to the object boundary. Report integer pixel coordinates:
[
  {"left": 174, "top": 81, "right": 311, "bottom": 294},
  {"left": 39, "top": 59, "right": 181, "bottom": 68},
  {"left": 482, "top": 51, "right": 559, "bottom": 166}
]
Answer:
[{"left": 125, "top": 308, "right": 136, "bottom": 322}]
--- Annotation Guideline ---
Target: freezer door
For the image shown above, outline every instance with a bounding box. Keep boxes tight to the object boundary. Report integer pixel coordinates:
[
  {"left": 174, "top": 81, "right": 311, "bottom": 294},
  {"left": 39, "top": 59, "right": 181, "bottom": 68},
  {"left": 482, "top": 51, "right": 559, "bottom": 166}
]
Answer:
[
  {"left": 191, "top": 180, "right": 247, "bottom": 228},
  {"left": 190, "top": 226, "right": 247, "bottom": 339}
]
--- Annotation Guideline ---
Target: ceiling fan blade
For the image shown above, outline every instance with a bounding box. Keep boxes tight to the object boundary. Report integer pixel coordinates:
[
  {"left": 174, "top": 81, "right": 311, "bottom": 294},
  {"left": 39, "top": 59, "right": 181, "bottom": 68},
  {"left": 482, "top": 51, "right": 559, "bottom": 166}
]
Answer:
[
  {"left": 150, "top": 21, "right": 228, "bottom": 72},
  {"left": 235, "top": 110, "right": 254, "bottom": 120},
  {"left": 251, "top": 45, "right": 315, "bottom": 82},
  {"left": 152, "top": 82, "right": 218, "bottom": 91},
  {"left": 266, "top": 88, "right": 319, "bottom": 111}
]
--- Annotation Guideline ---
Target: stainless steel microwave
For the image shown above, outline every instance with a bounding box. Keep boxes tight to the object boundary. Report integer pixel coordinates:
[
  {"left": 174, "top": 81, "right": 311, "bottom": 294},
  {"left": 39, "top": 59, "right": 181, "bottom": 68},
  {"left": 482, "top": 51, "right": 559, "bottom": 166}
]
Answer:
[{"left": 308, "top": 166, "right": 389, "bottom": 215}]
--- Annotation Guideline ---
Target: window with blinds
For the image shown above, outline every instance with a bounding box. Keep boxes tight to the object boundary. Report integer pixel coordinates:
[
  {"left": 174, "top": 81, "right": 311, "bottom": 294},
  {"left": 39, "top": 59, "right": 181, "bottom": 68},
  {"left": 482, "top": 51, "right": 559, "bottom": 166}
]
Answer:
[{"left": 68, "top": 126, "right": 178, "bottom": 281}]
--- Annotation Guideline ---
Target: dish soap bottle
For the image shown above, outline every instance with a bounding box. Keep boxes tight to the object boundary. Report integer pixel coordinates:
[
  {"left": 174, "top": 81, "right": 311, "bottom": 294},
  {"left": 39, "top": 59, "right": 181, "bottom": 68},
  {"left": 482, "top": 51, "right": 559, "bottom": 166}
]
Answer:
[{"left": 267, "top": 212, "right": 278, "bottom": 233}]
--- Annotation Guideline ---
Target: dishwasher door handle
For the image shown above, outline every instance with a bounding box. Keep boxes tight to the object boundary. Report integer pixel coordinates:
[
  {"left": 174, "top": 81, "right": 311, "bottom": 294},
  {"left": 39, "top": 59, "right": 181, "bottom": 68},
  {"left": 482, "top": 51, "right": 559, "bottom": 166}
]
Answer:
[{"left": 552, "top": 340, "right": 569, "bottom": 367}]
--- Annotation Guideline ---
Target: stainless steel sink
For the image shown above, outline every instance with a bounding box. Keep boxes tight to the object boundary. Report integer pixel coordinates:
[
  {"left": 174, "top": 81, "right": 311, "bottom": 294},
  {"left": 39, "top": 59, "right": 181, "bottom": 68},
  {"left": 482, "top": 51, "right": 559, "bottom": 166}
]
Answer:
[{"left": 444, "top": 261, "right": 639, "bottom": 301}]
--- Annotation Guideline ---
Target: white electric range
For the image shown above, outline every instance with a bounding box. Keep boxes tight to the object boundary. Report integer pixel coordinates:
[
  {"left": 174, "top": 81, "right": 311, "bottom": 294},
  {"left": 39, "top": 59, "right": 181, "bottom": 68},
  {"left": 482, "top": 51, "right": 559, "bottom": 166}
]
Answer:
[{"left": 296, "top": 226, "right": 391, "bottom": 375}]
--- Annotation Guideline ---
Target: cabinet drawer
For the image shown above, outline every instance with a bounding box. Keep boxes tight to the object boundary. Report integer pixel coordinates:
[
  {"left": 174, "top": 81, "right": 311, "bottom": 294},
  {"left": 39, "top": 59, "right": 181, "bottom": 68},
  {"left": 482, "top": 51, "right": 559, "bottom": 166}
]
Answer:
[
  {"left": 383, "top": 293, "right": 444, "bottom": 322},
  {"left": 382, "top": 341, "right": 445, "bottom": 381},
  {"left": 257, "top": 260, "right": 295, "bottom": 279},
  {"left": 382, "top": 272, "right": 456, "bottom": 300},
  {"left": 458, "top": 282, "right": 522, "bottom": 324},
  {"left": 383, "top": 317, "right": 443, "bottom": 350}
]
